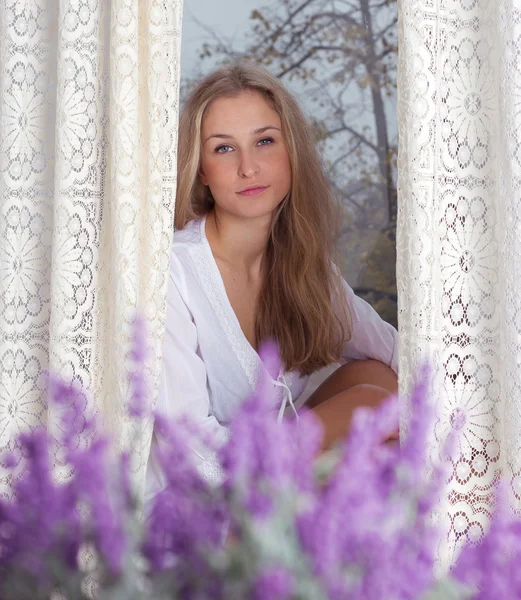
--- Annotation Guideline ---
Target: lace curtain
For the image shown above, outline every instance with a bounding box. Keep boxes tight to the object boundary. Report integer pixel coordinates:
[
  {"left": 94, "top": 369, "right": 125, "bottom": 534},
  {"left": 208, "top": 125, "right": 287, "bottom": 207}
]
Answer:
[
  {"left": 0, "top": 0, "right": 183, "bottom": 499},
  {"left": 397, "top": 0, "right": 521, "bottom": 566}
]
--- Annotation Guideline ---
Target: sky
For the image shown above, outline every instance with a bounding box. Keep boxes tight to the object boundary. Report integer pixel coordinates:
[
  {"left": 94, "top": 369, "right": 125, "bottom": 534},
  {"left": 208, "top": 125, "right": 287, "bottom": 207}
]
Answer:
[
  {"left": 178, "top": 0, "right": 333, "bottom": 120},
  {"left": 181, "top": 0, "right": 258, "bottom": 77}
]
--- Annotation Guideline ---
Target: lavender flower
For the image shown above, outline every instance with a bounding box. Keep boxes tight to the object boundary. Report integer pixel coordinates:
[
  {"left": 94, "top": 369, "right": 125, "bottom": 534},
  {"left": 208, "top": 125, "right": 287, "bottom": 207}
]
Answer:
[
  {"left": 128, "top": 314, "right": 149, "bottom": 418},
  {"left": 46, "top": 374, "right": 94, "bottom": 442},
  {"left": 220, "top": 343, "right": 320, "bottom": 518},
  {"left": 252, "top": 566, "right": 294, "bottom": 600},
  {"left": 295, "top": 375, "right": 441, "bottom": 599},
  {"left": 451, "top": 482, "right": 521, "bottom": 598},
  {"left": 0, "top": 372, "right": 128, "bottom": 598},
  {"left": 0, "top": 430, "right": 78, "bottom": 578},
  {"left": 143, "top": 413, "right": 228, "bottom": 595},
  {"left": 4, "top": 318, "right": 521, "bottom": 600}
]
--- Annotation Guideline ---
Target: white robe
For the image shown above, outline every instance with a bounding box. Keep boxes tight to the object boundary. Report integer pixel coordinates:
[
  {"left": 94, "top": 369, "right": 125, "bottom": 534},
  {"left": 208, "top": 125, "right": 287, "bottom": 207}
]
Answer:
[{"left": 145, "top": 216, "right": 398, "bottom": 501}]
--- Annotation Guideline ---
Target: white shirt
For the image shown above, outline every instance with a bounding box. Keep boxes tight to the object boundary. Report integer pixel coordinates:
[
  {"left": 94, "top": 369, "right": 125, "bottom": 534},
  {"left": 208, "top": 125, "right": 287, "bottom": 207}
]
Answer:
[{"left": 145, "top": 217, "right": 398, "bottom": 501}]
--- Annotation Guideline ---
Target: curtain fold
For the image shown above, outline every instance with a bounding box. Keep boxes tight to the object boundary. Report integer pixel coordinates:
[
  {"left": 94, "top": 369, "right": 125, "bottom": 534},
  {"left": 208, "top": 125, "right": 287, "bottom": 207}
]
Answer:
[
  {"left": 0, "top": 0, "right": 183, "bottom": 500},
  {"left": 397, "top": 0, "right": 521, "bottom": 567}
]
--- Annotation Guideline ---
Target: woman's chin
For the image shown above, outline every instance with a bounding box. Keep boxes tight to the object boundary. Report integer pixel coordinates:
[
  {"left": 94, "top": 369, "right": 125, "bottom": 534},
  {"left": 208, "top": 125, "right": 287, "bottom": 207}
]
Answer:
[{"left": 219, "top": 201, "right": 281, "bottom": 221}]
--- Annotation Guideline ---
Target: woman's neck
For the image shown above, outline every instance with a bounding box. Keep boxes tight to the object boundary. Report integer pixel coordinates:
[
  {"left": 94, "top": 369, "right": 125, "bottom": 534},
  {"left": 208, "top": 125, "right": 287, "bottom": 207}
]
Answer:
[{"left": 205, "top": 209, "right": 272, "bottom": 276}]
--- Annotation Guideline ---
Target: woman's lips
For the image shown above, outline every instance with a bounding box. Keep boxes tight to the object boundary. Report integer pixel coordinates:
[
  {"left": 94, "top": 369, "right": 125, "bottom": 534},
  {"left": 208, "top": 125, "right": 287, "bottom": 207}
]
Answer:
[{"left": 237, "top": 186, "right": 268, "bottom": 197}]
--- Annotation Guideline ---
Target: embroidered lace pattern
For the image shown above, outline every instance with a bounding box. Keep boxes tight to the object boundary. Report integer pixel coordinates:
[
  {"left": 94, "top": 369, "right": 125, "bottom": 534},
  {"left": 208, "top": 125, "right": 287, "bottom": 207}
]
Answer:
[
  {"left": 0, "top": 0, "right": 183, "bottom": 511},
  {"left": 397, "top": 0, "right": 521, "bottom": 568}
]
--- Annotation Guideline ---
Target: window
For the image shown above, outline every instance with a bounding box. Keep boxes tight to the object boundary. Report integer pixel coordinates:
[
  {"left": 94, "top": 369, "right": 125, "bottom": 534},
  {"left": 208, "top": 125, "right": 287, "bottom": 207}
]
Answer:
[{"left": 181, "top": 0, "right": 398, "bottom": 327}]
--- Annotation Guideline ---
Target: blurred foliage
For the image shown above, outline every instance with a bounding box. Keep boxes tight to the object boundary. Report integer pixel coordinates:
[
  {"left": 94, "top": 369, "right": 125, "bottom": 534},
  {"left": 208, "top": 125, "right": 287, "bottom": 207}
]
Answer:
[{"left": 335, "top": 207, "right": 397, "bottom": 329}]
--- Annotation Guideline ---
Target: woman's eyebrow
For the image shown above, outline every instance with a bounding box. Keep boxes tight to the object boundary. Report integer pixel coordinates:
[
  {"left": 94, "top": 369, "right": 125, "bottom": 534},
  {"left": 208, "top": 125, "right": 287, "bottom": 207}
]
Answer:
[
  {"left": 253, "top": 125, "right": 281, "bottom": 134},
  {"left": 204, "top": 125, "right": 281, "bottom": 143}
]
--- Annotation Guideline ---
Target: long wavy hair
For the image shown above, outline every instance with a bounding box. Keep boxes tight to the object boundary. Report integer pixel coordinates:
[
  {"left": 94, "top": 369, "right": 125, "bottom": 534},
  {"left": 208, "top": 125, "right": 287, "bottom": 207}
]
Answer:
[{"left": 175, "top": 61, "right": 351, "bottom": 375}]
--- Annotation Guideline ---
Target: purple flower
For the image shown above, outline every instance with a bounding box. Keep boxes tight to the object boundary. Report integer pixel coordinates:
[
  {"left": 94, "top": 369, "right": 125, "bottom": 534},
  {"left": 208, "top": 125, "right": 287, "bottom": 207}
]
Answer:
[
  {"left": 0, "top": 451, "right": 17, "bottom": 469},
  {"left": 128, "top": 314, "right": 149, "bottom": 417},
  {"left": 451, "top": 482, "right": 521, "bottom": 598},
  {"left": 67, "top": 437, "right": 126, "bottom": 573},
  {"left": 46, "top": 373, "right": 94, "bottom": 439},
  {"left": 143, "top": 414, "right": 228, "bottom": 575},
  {"left": 252, "top": 566, "right": 294, "bottom": 600},
  {"left": 5, "top": 315, "right": 521, "bottom": 600},
  {"left": 220, "top": 343, "right": 320, "bottom": 522},
  {"left": 0, "top": 429, "right": 83, "bottom": 586},
  {"left": 0, "top": 370, "right": 128, "bottom": 598},
  {"left": 295, "top": 374, "right": 441, "bottom": 599}
]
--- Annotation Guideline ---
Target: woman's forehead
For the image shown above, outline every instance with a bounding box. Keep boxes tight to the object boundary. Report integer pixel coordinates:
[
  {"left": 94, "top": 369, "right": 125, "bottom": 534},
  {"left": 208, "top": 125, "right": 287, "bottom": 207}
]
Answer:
[{"left": 202, "top": 91, "right": 280, "bottom": 130}]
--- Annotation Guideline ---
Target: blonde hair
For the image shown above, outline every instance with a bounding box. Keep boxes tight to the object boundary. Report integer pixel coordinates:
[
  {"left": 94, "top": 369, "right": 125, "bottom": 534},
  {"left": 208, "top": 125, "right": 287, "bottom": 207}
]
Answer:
[{"left": 176, "top": 61, "right": 351, "bottom": 375}]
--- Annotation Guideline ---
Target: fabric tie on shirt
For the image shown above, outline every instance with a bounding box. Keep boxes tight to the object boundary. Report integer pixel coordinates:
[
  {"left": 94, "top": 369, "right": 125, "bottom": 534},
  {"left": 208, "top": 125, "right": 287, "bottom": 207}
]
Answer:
[{"left": 274, "top": 373, "right": 299, "bottom": 423}]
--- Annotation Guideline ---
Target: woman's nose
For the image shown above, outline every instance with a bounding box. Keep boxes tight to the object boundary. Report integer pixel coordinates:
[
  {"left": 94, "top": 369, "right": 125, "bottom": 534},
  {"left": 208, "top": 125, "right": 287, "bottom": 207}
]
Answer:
[{"left": 238, "top": 151, "right": 259, "bottom": 177}]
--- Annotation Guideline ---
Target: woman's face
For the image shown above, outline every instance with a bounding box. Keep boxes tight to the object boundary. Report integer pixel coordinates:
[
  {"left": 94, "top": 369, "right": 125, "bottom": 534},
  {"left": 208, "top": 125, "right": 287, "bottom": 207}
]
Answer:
[{"left": 199, "top": 90, "right": 292, "bottom": 221}]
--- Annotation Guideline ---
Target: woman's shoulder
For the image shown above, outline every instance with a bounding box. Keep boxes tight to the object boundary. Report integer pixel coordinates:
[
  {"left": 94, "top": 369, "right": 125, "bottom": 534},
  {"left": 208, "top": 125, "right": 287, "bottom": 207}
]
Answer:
[
  {"left": 172, "top": 217, "right": 205, "bottom": 248},
  {"left": 168, "top": 218, "right": 207, "bottom": 289}
]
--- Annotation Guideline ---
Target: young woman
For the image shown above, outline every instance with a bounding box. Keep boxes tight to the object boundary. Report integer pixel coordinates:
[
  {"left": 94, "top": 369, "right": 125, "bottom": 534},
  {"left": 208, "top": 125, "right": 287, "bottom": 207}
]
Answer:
[{"left": 146, "top": 62, "right": 398, "bottom": 498}]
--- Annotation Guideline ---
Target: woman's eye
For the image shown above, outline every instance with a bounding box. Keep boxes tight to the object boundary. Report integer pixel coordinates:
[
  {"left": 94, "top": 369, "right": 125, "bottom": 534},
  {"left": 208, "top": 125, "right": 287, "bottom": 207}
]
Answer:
[
  {"left": 257, "top": 137, "right": 274, "bottom": 146},
  {"left": 215, "top": 145, "right": 233, "bottom": 153}
]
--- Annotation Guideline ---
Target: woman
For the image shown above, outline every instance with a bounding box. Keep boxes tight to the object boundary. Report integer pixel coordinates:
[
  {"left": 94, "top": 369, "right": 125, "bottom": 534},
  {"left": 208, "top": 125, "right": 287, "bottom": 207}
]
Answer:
[{"left": 146, "top": 62, "right": 398, "bottom": 498}]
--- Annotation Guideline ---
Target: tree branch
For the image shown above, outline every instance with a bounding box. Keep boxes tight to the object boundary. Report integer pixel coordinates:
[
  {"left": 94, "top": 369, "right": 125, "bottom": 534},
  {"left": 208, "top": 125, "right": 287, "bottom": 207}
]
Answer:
[{"left": 326, "top": 124, "right": 378, "bottom": 154}]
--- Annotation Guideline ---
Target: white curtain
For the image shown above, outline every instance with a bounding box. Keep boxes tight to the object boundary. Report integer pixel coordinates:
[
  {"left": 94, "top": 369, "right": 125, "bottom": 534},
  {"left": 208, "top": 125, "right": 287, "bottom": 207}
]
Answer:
[
  {"left": 0, "top": 0, "right": 183, "bottom": 499},
  {"left": 398, "top": 0, "right": 521, "bottom": 566}
]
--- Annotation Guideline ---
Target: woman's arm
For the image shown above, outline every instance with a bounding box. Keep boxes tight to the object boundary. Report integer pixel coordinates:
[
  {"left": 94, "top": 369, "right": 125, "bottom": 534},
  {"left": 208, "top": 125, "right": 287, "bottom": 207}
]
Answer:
[
  {"left": 339, "top": 278, "right": 398, "bottom": 374},
  {"left": 147, "top": 255, "right": 228, "bottom": 501}
]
